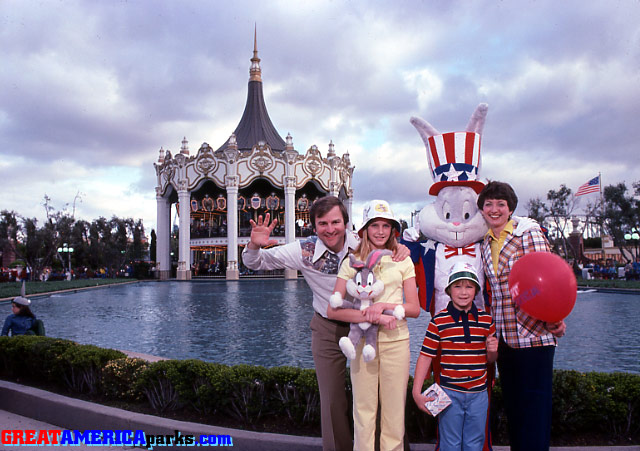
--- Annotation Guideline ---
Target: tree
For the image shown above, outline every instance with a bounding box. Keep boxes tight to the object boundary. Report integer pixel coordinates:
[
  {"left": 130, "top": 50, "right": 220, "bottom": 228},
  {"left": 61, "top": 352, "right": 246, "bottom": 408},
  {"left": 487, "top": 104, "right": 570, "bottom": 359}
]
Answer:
[
  {"left": 603, "top": 182, "right": 640, "bottom": 263},
  {"left": 526, "top": 197, "right": 549, "bottom": 229},
  {"left": 1, "top": 196, "right": 152, "bottom": 277},
  {"left": 546, "top": 185, "right": 578, "bottom": 259},
  {"left": 109, "top": 216, "right": 131, "bottom": 276},
  {"left": 130, "top": 219, "right": 146, "bottom": 261},
  {"left": 526, "top": 185, "right": 577, "bottom": 259},
  {"left": 0, "top": 205, "right": 75, "bottom": 279},
  {"left": 70, "top": 219, "right": 91, "bottom": 269},
  {"left": 581, "top": 198, "right": 604, "bottom": 241},
  {"left": 0, "top": 210, "right": 20, "bottom": 267}
]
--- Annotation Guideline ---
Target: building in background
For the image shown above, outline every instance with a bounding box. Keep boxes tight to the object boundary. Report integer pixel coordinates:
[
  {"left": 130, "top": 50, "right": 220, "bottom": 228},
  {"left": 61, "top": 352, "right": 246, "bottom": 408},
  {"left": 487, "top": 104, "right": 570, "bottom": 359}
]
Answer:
[{"left": 154, "top": 34, "right": 354, "bottom": 280}]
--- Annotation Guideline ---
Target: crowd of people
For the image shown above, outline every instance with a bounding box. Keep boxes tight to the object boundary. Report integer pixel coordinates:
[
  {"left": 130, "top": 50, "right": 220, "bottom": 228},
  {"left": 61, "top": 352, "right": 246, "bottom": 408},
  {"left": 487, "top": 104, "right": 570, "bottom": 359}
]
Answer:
[{"left": 582, "top": 257, "right": 640, "bottom": 280}]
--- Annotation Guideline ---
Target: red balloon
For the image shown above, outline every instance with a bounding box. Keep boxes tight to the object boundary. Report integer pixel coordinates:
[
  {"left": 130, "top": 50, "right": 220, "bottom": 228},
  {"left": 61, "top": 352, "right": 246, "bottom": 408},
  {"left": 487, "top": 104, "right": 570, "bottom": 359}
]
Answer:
[{"left": 508, "top": 252, "right": 577, "bottom": 323}]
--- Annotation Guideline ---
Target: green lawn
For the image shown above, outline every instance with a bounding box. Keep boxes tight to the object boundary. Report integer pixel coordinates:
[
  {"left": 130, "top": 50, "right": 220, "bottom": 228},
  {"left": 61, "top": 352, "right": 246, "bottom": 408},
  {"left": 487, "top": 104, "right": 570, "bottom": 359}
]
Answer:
[
  {"left": 0, "top": 278, "right": 138, "bottom": 300},
  {"left": 577, "top": 277, "right": 640, "bottom": 290},
  {"left": 1, "top": 276, "right": 637, "bottom": 301}
]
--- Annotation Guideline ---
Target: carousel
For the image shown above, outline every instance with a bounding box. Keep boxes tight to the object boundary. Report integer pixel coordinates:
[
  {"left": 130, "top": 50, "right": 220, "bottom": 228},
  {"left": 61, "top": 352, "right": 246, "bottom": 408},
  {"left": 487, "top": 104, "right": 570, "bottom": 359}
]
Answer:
[{"left": 153, "top": 35, "right": 354, "bottom": 280}]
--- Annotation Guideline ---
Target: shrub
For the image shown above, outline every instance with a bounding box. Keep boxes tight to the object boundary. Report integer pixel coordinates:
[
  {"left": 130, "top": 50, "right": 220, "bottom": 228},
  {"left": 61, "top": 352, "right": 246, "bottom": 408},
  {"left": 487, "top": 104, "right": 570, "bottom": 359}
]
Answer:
[
  {"left": 225, "top": 364, "right": 272, "bottom": 424},
  {"left": 0, "top": 336, "right": 125, "bottom": 392},
  {"left": 294, "top": 368, "right": 321, "bottom": 424},
  {"left": 135, "top": 360, "right": 181, "bottom": 413},
  {"left": 162, "top": 359, "right": 232, "bottom": 415},
  {"left": 268, "top": 366, "right": 321, "bottom": 424},
  {"left": 1, "top": 337, "right": 639, "bottom": 443},
  {"left": 101, "top": 357, "right": 148, "bottom": 401},
  {"left": 58, "top": 344, "right": 125, "bottom": 394}
]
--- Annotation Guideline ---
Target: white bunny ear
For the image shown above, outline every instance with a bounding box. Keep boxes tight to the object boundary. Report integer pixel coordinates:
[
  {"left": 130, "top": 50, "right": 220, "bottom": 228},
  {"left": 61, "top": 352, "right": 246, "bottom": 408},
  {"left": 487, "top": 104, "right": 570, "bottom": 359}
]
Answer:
[
  {"left": 410, "top": 116, "right": 440, "bottom": 146},
  {"left": 465, "top": 103, "right": 489, "bottom": 134}
]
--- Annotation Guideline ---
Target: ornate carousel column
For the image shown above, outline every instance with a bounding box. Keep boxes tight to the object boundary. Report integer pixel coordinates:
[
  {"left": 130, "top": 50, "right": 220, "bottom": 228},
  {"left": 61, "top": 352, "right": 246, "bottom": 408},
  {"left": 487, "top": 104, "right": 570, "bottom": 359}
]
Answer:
[
  {"left": 225, "top": 177, "right": 239, "bottom": 280},
  {"left": 345, "top": 188, "right": 354, "bottom": 229},
  {"left": 328, "top": 141, "right": 340, "bottom": 198},
  {"left": 344, "top": 154, "right": 355, "bottom": 228},
  {"left": 225, "top": 136, "right": 240, "bottom": 280},
  {"left": 283, "top": 135, "right": 298, "bottom": 279},
  {"left": 177, "top": 184, "right": 192, "bottom": 280},
  {"left": 155, "top": 189, "right": 171, "bottom": 280}
]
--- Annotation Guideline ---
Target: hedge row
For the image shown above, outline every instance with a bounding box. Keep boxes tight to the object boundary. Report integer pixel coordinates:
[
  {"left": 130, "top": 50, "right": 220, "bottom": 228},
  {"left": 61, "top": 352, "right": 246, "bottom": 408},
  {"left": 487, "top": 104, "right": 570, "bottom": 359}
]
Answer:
[{"left": 0, "top": 336, "right": 638, "bottom": 443}]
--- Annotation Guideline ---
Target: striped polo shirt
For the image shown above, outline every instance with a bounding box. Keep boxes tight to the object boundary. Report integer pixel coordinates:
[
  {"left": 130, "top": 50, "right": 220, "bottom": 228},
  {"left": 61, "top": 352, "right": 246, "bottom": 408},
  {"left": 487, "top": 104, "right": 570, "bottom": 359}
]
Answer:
[{"left": 421, "top": 302, "right": 496, "bottom": 393}]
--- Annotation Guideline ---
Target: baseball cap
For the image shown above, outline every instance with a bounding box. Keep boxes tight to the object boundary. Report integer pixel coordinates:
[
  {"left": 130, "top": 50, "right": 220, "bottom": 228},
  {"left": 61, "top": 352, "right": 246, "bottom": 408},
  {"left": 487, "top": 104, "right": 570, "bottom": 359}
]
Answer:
[{"left": 446, "top": 262, "right": 480, "bottom": 292}]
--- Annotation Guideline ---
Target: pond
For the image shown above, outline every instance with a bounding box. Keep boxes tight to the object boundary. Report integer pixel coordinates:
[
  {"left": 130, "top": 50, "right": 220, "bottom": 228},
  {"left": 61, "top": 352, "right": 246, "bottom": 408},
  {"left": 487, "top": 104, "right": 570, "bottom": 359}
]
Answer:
[{"left": 13, "top": 280, "right": 640, "bottom": 375}]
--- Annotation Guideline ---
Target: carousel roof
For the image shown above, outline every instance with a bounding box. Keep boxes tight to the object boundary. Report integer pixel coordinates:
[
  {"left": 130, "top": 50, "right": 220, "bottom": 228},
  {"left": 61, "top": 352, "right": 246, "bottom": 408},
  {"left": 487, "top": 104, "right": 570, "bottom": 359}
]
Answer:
[{"left": 216, "top": 31, "right": 286, "bottom": 154}]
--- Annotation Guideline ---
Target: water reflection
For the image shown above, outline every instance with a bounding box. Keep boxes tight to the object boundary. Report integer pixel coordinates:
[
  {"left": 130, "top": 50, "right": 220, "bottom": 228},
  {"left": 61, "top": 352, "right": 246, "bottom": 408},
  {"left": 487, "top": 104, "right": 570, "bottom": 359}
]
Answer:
[{"left": 20, "top": 281, "right": 640, "bottom": 374}]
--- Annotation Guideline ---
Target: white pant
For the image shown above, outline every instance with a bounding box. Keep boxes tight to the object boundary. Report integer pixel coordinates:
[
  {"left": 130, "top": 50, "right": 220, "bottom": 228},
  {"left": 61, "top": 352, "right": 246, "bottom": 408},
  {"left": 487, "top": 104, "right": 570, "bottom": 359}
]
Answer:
[{"left": 350, "top": 338, "right": 410, "bottom": 451}]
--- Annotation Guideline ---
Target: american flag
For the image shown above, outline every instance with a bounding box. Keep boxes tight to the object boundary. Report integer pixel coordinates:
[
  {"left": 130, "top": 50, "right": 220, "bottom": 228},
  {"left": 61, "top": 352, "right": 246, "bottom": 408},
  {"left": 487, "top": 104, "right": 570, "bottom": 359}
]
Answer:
[{"left": 575, "top": 175, "right": 600, "bottom": 196}]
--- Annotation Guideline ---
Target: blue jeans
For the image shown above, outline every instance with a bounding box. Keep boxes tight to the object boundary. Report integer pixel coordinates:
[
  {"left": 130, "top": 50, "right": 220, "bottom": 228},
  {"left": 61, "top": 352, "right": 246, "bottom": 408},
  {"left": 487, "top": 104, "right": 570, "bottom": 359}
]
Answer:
[{"left": 438, "top": 388, "right": 488, "bottom": 451}]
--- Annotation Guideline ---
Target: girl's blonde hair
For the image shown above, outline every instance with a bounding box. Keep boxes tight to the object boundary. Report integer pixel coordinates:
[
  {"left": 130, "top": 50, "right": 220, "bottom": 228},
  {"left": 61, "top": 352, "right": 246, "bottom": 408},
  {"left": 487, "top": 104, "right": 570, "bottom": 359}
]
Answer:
[{"left": 354, "top": 219, "right": 398, "bottom": 259}]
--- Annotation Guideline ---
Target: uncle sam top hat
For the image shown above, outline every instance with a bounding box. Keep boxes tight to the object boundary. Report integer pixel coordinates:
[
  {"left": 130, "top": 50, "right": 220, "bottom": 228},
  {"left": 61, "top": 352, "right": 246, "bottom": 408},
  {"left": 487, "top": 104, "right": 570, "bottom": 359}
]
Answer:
[{"left": 410, "top": 103, "right": 488, "bottom": 196}]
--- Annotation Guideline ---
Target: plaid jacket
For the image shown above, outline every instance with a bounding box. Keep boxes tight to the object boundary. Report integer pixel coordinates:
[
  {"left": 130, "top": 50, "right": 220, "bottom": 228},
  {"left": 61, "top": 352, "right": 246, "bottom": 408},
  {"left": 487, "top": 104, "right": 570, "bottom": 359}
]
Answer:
[{"left": 480, "top": 219, "right": 557, "bottom": 349}]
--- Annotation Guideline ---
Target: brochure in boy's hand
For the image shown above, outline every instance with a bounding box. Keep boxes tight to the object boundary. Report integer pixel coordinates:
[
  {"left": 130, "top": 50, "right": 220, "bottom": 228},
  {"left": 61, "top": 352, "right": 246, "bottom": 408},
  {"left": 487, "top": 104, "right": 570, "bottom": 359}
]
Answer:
[{"left": 422, "top": 383, "right": 452, "bottom": 416}]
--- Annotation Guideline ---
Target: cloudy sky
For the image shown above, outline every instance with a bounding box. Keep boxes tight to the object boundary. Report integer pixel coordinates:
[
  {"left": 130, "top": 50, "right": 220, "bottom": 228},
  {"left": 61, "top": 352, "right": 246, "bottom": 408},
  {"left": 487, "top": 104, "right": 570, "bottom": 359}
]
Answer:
[{"left": 2, "top": 0, "right": 639, "bottom": 233}]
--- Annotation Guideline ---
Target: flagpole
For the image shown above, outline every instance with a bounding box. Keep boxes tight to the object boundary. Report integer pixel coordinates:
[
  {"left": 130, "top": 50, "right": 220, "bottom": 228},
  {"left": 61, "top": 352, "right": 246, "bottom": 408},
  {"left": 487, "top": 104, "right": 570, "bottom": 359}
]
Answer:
[{"left": 599, "top": 172, "right": 604, "bottom": 238}]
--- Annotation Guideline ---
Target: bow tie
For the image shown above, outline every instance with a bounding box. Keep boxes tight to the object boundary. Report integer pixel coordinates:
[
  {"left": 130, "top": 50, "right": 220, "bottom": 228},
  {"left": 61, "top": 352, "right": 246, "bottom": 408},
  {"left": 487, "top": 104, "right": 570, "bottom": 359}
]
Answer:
[{"left": 444, "top": 244, "right": 476, "bottom": 259}]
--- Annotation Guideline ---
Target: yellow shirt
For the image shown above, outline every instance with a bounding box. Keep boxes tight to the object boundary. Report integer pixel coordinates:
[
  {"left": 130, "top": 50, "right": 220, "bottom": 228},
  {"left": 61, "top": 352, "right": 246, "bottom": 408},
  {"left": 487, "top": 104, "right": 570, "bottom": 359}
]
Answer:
[
  {"left": 338, "top": 255, "right": 415, "bottom": 342},
  {"left": 487, "top": 219, "right": 515, "bottom": 274}
]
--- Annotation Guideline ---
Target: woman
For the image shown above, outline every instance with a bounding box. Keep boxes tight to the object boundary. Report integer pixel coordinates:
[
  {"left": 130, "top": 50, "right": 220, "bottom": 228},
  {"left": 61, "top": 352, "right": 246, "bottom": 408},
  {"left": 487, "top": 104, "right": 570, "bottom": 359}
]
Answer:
[
  {"left": 328, "top": 199, "right": 420, "bottom": 451},
  {"left": 2, "top": 295, "right": 36, "bottom": 336},
  {"left": 477, "top": 181, "right": 565, "bottom": 450}
]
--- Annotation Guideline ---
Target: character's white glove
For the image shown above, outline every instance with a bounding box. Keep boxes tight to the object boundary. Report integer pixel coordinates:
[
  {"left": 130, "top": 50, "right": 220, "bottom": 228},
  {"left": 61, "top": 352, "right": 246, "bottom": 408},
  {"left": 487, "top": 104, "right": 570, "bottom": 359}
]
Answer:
[
  {"left": 403, "top": 227, "right": 421, "bottom": 242},
  {"left": 329, "top": 292, "right": 344, "bottom": 308},
  {"left": 513, "top": 216, "right": 538, "bottom": 236}
]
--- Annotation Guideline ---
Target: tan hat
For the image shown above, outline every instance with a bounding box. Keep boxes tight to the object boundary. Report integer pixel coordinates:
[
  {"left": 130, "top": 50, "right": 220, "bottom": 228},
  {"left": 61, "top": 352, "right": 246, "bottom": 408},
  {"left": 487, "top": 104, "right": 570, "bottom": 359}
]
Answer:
[{"left": 358, "top": 200, "right": 401, "bottom": 237}]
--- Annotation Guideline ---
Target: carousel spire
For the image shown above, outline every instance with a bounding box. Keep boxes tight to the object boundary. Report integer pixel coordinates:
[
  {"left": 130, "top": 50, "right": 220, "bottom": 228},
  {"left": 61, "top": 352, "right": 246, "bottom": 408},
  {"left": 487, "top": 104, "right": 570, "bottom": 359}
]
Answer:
[{"left": 249, "top": 24, "right": 262, "bottom": 82}]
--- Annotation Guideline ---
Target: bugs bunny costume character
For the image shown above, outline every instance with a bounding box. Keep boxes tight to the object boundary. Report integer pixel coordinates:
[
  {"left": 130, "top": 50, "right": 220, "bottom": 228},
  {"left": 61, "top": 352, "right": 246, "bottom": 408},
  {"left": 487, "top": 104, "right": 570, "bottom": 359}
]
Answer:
[{"left": 403, "top": 104, "right": 490, "bottom": 316}]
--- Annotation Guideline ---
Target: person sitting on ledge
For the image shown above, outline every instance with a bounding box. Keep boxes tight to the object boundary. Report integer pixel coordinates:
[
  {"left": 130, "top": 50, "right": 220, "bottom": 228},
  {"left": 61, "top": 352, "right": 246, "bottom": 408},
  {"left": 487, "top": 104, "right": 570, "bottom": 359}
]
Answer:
[{"left": 2, "top": 295, "right": 37, "bottom": 336}]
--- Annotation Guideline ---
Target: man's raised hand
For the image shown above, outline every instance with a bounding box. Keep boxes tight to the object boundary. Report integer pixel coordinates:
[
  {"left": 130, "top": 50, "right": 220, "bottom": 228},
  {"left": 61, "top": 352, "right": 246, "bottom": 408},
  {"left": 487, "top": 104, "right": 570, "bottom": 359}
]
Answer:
[{"left": 248, "top": 213, "right": 279, "bottom": 249}]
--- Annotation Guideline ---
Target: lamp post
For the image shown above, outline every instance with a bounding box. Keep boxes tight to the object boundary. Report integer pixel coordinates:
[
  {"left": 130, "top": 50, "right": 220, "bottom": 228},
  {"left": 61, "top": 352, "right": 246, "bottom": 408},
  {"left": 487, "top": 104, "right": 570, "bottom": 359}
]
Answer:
[
  {"left": 624, "top": 228, "right": 639, "bottom": 260},
  {"left": 57, "top": 243, "right": 74, "bottom": 273}
]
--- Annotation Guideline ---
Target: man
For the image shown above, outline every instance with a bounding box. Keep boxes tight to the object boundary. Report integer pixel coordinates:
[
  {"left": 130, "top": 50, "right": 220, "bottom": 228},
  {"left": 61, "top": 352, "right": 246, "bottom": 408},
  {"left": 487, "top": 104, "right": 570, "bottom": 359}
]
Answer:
[{"left": 242, "top": 195, "right": 407, "bottom": 451}]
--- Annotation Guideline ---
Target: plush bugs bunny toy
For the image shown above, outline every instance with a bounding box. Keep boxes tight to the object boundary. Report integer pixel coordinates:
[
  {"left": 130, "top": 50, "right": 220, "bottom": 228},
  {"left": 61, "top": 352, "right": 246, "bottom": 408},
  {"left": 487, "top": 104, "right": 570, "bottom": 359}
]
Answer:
[
  {"left": 329, "top": 249, "right": 405, "bottom": 363},
  {"left": 403, "top": 104, "right": 490, "bottom": 316}
]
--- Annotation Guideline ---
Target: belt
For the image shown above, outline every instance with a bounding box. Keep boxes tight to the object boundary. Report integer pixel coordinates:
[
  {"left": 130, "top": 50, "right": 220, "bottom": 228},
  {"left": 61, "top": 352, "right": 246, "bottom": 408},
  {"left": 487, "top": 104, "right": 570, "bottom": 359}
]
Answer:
[{"left": 314, "top": 312, "right": 350, "bottom": 328}]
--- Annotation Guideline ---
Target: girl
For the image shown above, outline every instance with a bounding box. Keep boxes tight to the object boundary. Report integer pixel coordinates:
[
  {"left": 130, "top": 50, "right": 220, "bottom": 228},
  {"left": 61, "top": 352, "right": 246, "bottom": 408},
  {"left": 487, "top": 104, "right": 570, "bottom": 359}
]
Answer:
[
  {"left": 328, "top": 199, "right": 420, "bottom": 451},
  {"left": 2, "top": 295, "right": 36, "bottom": 336}
]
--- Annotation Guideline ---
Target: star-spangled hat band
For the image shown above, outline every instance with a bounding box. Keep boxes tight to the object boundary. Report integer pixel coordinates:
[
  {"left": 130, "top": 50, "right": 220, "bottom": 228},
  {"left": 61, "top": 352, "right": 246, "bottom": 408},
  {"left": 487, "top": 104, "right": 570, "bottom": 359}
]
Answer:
[{"left": 427, "top": 131, "right": 485, "bottom": 195}]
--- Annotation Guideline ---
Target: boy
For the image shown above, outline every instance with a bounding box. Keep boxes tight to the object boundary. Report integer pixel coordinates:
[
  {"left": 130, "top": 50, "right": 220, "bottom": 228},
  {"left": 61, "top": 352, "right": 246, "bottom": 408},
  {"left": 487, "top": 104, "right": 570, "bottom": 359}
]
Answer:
[{"left": 412, "top": 262, "right": 498, "bottom": 450}]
